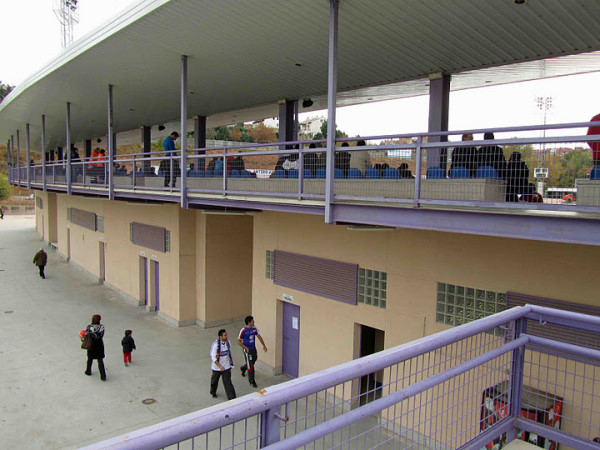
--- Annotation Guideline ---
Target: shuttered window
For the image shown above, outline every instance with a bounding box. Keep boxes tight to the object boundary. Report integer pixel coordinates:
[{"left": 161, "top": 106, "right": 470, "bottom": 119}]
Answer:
[
  {"left": 274, "top": 250, "right": 358, "bottom": 304},
  {"left": 70, "top": 208, "right": 96, "bottom": 231},
  {"left": 507, "top": 292, "right": 600, "bottom": 351},
  {"left": 130, "top": 222, "right": 169, "bottom": 253}
]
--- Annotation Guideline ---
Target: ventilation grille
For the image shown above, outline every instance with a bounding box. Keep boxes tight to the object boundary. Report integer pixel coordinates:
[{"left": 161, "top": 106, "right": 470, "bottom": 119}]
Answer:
[
  {"left": 130, "top": 222, "right": 168, "bottom": 253},
  {"left": 69, "top": 208, "right": 96, "bottom": 231},
  {"left": 274, "top": 250, "right": 358, "bottom": 304}
]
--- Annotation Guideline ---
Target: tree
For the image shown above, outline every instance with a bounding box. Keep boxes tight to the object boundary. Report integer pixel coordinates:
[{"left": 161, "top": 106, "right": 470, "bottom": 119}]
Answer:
[
  {"left": 0, "top": 82, "right": 14, "bottom": 103},
  {"left": 312, "top": 120, "right": 348, "bottom": 140},
  {"left": 249, "top": 122, "right": 278, "bottom": 143},
  {"left": 0, "top": 173, "right": 11, "bottom": 200}
]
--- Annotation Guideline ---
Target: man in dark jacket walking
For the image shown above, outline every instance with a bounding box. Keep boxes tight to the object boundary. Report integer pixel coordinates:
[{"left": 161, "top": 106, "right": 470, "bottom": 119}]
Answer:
[{"left": 33, "top": 247, "right": 47, "bottom": 279}]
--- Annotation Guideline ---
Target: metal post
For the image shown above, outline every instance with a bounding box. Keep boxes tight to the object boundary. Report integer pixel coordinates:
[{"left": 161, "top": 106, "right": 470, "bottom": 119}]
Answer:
[
  {"left": 26, "top": 123, "right": 31, "bottom": 189},
  {"left": 141, "top": 125, "right": 151, "bottom": 174},
  {"left": 42, "top": 115, "right": 47, "bottom": 192},
  {"left": 324, "top": 0, "right": 339, "bottom": 224},
  {"left": 180, "top": 55, "right": 188, "bottom": 208},
  {"left": 298, "top": 150, "right": 304, "bottom": 200},
  {"left": 261, "top": 408, "right": 281, "bottom": 447},
  {"left": 427, "top": 73, "right": 451, "bottom": 171},
  {"left": 222, "top": 148, "right": 228, "bottom": 193},
  {"left": 16, "top": 130, "right": 21, "bottom": 186},
  {"left": 107, "top": 85, "right": 115, "bottom": 200},
  {"left": 507, "top": 317, "right": 527, "bottom": 444},
  {"left": 8, "top": 137, "right": 12, "bottom": 184},
  {"left": 193, "top": 115, "right": 207, "bottom": 170},
  {"left": 413, "top": 136, "right": 423, "bottom": 207},
  {"left": 133, "top": 155, "right": 137, "bottom": 187},
  {"left": 66, "top": 102, "right": 72, "bottom": 195}
]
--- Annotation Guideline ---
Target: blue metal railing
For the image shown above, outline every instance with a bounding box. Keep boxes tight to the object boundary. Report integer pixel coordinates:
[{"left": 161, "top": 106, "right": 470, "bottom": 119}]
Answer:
[{"left": 81, "top": 305, "right": 600, "bottom": 449}]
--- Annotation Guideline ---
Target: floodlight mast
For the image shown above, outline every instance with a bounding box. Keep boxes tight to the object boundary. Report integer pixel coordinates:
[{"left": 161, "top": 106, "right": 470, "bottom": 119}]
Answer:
[{"left": 53, "top": 0, "right": 79, "bottom": 49}]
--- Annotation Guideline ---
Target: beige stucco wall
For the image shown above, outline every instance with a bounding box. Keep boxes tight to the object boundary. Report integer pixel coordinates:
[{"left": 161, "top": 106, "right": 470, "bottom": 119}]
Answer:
[
  {"left": 34, "top": 191, "right": 57, "bottom": 243},
  {"left": 195, "top": 213, "right": 253, "bottom": 327},
  {"left": 252, "top": 211, "right": 600, "bottom": 377}
]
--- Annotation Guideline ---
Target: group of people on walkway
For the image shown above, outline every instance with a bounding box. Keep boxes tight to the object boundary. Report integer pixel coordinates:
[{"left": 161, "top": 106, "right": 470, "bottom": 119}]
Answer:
[{"left": 210, "top": 315, "right": 268, "bottom": 400}]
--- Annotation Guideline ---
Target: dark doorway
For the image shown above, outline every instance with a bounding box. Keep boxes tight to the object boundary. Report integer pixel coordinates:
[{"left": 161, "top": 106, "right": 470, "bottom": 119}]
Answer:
[{"left": 358, "top": 325, "right": 385, "bottom": 406}]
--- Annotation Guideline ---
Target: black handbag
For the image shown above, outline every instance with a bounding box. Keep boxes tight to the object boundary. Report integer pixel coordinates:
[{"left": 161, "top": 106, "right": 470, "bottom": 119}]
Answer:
[{"left": 81, "top": 334, "right": 92, "bottom": 350}]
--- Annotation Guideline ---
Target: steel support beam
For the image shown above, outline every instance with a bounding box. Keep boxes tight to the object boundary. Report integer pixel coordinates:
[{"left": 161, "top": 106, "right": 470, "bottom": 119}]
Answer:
[
  {"left": 42, "top": 115, "right": 47, "bottom": 192},
  {"left": 193, "top": 115, "right": 206, "bottom": 170},
  {"left": 16, "top": 130, "right": 20, "bottom": 186},
  {"left": 427, "top": 73, "right": 451, "bottom": 171},
  {"left": 66, "top": 102, "right": 72, "bottom": 195},
  {"left": 324, "top": 0, "right": 339, "bottom": 224},
  {"left": 107, "top": 85, "right": 115, "bottom": 200},
  {"left": 85, "top": 139, "right": 92, "bottom": 158},
  {"left": 8, "top": 137, "right": 12, "bottom": 184},
  {"left": 141, "top": 125, "right": 151, "bottom": 173},
  {"left": 25, "top": 123, "right": 31, "bottom": 189},
  {"left": 278, "top": 99, "right": 298, "bottom": 145},
  {"left": 180, "top": 55, "right": 188, "bottom": 209}
]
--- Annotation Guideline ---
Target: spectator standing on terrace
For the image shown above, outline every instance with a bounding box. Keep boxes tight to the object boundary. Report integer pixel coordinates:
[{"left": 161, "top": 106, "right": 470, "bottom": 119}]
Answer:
[
  {"left": 238, "top": 315, "right": 267, "bottom": 388},
  {"left": 398, "top": 162, "right": 414, "bottom": 179},
  {"left": 477, "top": 132, "right": 507, "bottom": 179},
  {"left": 450, "top": 133, "right": 477, "bottom": 177},
  {"left": 160, "top": 131, "right": 179, "bottom": 187},
  {"left": 210, "top": 329, "right": 237, "bottom": 400},
  {"left": 349, "top": 139, "right": 371, "bottom": 174},
  {"left": 71, "top": 147, "right": 81, "bottom": 181},
  {"left": 336, "top": 142, "right": 352, "bottom": 176},
  {"left": 505, "top": 151, "right": 530, "bottom": 202},
  {"left": 587, "top": 112, "right": 600, "bottom": 166},
  {"left": 33, "top": 247, "right": 47, "bottom": 279}
]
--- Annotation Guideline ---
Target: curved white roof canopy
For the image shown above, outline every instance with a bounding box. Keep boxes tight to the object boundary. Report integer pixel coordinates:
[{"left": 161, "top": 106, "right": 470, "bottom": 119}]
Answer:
[{"left": 2, "top": 0, "right": 600, "bottom": 150}]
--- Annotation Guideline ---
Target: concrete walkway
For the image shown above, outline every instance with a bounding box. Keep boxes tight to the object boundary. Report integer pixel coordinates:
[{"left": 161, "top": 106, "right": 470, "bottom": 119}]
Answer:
[{"left": 0, "top": 216, "right": 289, "bottom": 449}]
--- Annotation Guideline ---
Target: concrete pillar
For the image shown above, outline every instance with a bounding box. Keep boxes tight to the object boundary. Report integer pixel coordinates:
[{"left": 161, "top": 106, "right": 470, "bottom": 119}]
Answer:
[
  {"left": 279, "top": 99, "right": 298, "bottom": 146},
  {"left": 427, "top": 73, "right": 451, "bottom": 171},
  {"left": 57, "top": 147, "right": 63, "bottom": 162},
  {"left": 85, "top": 139, "right": 92, "bottom": 158}
]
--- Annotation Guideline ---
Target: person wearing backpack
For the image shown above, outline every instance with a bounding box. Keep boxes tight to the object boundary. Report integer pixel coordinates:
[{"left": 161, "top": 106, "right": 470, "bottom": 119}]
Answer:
[{"left": 209, "top": 329, "right": 236, "bottom": 400}]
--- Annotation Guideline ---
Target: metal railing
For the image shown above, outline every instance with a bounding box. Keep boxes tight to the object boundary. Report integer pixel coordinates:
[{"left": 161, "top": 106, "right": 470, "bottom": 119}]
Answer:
[
  {"left": 9, "top": 121, "right": 600, "bottom": 213},
  {"left": 81, "top": 304, "right": 600, "bottom": 449}
]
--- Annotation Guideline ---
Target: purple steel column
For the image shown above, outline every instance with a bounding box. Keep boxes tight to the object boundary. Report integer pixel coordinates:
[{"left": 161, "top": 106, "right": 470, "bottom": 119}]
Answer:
[
  {"left": 25, "top": 123, "right": 31, "bottom": 188},
  {"left": 193, "top": 115, "right": 207, "bottom": 170},
  {"left": 41, "top": 115, "right": 47, "bottom": 192},
  {"left": 8, "top": 137, "right": 13, "bottom": 184},
  {"left": 507, "top": 317, "right": 527, "bottom": 444},
  {"left": 324, "top": 0, "right": 339, "bottom": 224},
  {"left": 66, "top": 102, "right": 72, "bottom": 195},
  {"left": 107, "top": 85, "right": 115, "bottom": 200},
  {"left": 180, "top": 55, "right": 188, "bottom": 208},
  {"left": 413, "top": 136, "right": 423, "bottom": 207},
  {"left": 141, "top": 126, "right": 151, "bottom": 174},
  {"left": 261, "top": 408, "right": 281, "bottom": 447},
  {"left": 16, "top": 130, "right": 20, "bottom": 186},
  {"left": 427, "top": 73, "right": 451, "bottom": 171}
]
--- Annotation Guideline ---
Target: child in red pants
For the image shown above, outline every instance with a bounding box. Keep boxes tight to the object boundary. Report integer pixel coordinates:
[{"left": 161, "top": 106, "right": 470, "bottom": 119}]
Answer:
[{"left": 121, "top": 329, "right": 136, "bottom": 366}]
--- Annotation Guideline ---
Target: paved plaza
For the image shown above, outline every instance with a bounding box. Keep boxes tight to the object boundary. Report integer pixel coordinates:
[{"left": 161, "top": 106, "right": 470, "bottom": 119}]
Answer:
[{"left": 0, "top": 216, "right": 288, "bottom": 449}]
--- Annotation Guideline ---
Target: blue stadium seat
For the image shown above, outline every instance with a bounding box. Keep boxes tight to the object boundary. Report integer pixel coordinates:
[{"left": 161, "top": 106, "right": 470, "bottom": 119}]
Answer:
[
  {"left": 241, "top": 169, "right": 252, "bottom": 178},
  {"left": 157, "top": 171, "right": 165, "bottom": 177},
  {"left": 316, "top": 169, "right": 326, "bottom": 179},
  {"left": 348, "top": 168, "right": 362, "bottom": 179},
  {"left": 288, "top": 169, "right": 299, "bottom": 178},
  {"left": 275, "top": 169, "right": 286, "bottom": 178},
  {"left": 384, "top": 167, "right": 400, "bottom": 179},
  {"left": 204, "top": 170, "right": 214, "bottom": 177},
  {"left": 476, "top": 165, "right": 500, "bottom": 179},
  {"left": 303, "top": 169, "right": 313, "bottom": 179},
  {"left": 449, "top": 166, "right": 470, "bottom": 179},
  {"left": 230, "top": 169, "right": 240, "bottom": 178},
  {"left": 365, "top": 168, "right": 380, "bottom": 179},
  {"left": 334, "top": 168, "right": 344, "bottom": 179},
  {"left": 591, "top": 165, "right": 600, "bottom": 180},
  {"left": 214, "top": 169, "right": 224, "bottom": 177},
  {"left": 426, "top": 166, "right": 446, "bottom": 179}
]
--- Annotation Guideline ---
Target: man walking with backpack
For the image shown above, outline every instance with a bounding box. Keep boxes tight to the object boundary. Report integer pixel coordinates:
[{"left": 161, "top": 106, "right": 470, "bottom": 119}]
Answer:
[{"left": 209, "top": 329, "right": 236, "bottom": 400}]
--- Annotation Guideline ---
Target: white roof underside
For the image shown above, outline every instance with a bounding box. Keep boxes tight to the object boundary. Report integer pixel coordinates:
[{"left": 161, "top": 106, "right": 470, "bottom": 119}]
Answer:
[{"left": 2, "top": 0, "right": 600, "bottom": 150}]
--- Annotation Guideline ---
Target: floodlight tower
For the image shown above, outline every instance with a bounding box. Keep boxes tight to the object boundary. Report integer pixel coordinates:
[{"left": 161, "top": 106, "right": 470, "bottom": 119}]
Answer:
[{"left": 53, "top": 0, "right": 80, "bottom": 49}]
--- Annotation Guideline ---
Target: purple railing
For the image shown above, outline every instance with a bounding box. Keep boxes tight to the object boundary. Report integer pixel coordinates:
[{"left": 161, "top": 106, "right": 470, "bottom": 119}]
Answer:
[
  {"left": 80, "top": 305, "right": 600, "bottom": 449},
  {"left": 11, "top": 121, "right": 600, "bottom": 215}
]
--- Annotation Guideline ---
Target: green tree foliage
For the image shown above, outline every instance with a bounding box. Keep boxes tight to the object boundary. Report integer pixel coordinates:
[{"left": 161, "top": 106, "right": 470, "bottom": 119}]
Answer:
[
  {"left": 312, "top": 120, "right": 348, "bottom": 141},
  {"left": 0, "top": 81, "right": 14, "bottom": 103},
  {"left": 0, "top": 173, "right": 11, "bottom": 199}
]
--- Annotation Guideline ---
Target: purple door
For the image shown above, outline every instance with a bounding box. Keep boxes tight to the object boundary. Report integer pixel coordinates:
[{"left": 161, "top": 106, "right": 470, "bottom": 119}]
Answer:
[
  {"left": 143, "top": 257, "right": 148, "bottom": 305},
  {"left": 154, "top": 261, "right": 160, "bottom": 311},
  {"left": 282, "top": 302, "right": 300, "bottom": 378}
]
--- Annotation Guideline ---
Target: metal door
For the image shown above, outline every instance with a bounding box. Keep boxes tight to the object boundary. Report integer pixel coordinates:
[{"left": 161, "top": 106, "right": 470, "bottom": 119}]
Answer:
[
  {"left": 154, "top": 260, "right": 160, "bottom": 311},
  {"left": 282, "top": 302, "right": 300, "bottom": 378}
]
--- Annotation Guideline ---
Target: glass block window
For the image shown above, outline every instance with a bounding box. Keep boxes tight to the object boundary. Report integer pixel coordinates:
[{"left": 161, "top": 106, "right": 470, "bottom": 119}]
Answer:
[
  {"left": 266, "top": 250, "right": 274, "bottom": 279},
  {"left": 165, "top": 230, "right": 171, "bottom": 252},
  {"left": 436, "top": 282, "right": 506, "bottom": 327},
  {"left": 358, "top": 268, "right": 387, "bottom": 309}
]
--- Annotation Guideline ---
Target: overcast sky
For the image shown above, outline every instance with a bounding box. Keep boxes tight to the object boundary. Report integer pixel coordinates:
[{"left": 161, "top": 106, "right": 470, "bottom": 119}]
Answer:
[{"left": 4, "top": 0, "right": 600, "bottom": 139}]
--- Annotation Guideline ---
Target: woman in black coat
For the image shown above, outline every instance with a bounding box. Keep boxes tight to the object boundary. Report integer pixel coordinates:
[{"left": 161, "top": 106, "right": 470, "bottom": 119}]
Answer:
[
  {"left": 84, "top": 314, "right": 106, "bottom": 381},
  {"left": 505, "top": 151, "right": 530, "bottom": 202}
]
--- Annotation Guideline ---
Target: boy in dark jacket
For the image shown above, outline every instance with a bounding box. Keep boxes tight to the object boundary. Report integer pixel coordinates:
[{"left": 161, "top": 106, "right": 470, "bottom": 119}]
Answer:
[{"left": 121, "top": 329, "right": 136, "bottom": 366}]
